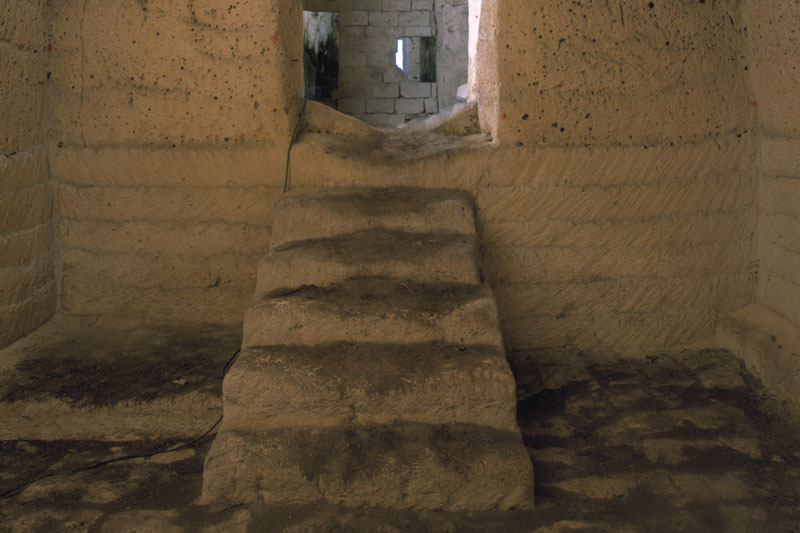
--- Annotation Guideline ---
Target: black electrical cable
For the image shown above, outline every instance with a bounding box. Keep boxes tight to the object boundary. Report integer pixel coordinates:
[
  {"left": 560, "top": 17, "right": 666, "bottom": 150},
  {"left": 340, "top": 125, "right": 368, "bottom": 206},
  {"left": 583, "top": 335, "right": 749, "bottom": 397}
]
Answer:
[{"left": 0, "top": 348, "right": 242, "bottom": 500}]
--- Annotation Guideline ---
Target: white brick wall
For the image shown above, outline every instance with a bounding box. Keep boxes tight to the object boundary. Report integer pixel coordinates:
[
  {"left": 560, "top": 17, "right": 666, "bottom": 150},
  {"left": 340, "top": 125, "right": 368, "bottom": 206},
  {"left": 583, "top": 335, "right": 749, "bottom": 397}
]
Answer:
[{"left": 304, "top": 0, "right": 444, "bottom": 127}]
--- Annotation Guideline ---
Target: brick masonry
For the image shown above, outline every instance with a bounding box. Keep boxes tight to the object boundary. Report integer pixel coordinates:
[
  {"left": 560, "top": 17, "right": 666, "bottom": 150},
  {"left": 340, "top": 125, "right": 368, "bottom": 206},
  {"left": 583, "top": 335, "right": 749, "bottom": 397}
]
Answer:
[{"left": 302, "top": 0, "right": 467, "bottom": 127}]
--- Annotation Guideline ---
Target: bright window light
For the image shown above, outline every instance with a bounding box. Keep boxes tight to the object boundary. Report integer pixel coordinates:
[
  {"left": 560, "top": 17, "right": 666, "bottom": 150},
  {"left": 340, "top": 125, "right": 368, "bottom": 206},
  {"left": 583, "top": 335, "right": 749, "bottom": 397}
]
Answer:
[{"left": 395, "top": 38, "right": 404, "bottom": 71}]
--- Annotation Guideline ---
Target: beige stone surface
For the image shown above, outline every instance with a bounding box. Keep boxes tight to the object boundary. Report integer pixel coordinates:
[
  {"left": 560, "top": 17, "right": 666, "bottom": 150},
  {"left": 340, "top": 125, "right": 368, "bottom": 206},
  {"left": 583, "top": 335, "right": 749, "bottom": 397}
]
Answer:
[
  {"left": 0, "top": 47, "right": 47, "bottom": 155},
  {"left": 0, "top": 0, "right": 777, "bottom": 359},
  {"left": 717, "top": 303, "right": 800, "bottom": 404},
  {"left": 58, "top": 184, "right": 281, "bottom": 225},
  {"left": 0, "top": 392, "right": 220, "bottom": 442},
  {"left": 0, "top": 315, "right": 239, "bottom": 439},
  {"left": 270, "top": 186, "right": 476, "bottom": 249},
  {"left": 0, "top": 0, "right": 47, "bottom": 50},
  {"left": 0, "top": 1, "right": 53, "bottom": 350},
  {"left": 2, "top": 345, "right": 798, "bottom": 530},
  {"left": 243, "top": 281, "right": 504, "bottom": 348},
  {"left": 0, "top": 224, "right": 51, "bottom": 269},
  {"left": 61, "top": 276, "right": 251, "bottom": 324},
  {"left": 743, "top": 1, "right": 800, "bottom": 335},
  {"left": 49, "top": 144, "right": 289, "bottom": 188},
  {"left": 202, "top": 424, "right": 533, "bottom": 511},
  {"left": 0, "top": 147, "right": 47, "bottom": 192},
  {"left": 476, "top": 0, "right": 751, "bottom": 146},
  {"left": 48, "top": 144, "right": 285, "bottom": 326},
  {"left": 46, "top": 0, "right": 302, "bottom": 146},
  {"left": 0, "top": 184, "right": 52, "bottom": 235},
  {"left": 58, "top": 219, "right": 270, "bottom": 256},
  {"left": 743, "top": 0, "right": 800, "bottom": 138},
  {"left": 221, "top": 344, "right": 517, "bottom": 432},
  {"left": 0, "top": 254, "right": 53, "bottom": 308},
  {"left": 256, "top": 230, "right": 480, "bottom": 295},
  {"left": 0, "top": 283, "right": 56, "bottom": 349},
  {"left": 756, "top": 138, "right": 800, "bottom": 327},
  {"left": 204, "top": 186, "right": 532, "bottom": 511},
  {"left": 283, "top": 132, "right": 756, "bottom": 354}
]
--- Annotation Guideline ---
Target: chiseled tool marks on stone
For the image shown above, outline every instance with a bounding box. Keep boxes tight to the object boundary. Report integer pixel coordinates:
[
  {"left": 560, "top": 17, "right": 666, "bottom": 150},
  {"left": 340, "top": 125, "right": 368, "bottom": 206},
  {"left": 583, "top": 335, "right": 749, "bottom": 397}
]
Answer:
[
  {"left": 203, "top": 423, "right": 532, "bottom": 511},
  {"left": 757, "top": 137, "right": 800, "bottom": 327},
  {"left": 0, "top": 0, "right": 53, "bottom": 350},
  {"left": 270, "top": 186, "right": 476, "bottom": 249},
  {"left": 288, "top": 133, "right": 758, "bottom": 356},
  {"left": 255, "top": 230, "right": 480, "bottom": 294},
  {"left": 221, "top": 343, "right": 517, "bottom": 432},
  {"left": 242, "top": 280, "right": 504, "bottom": 348},
  {"left": 203, "top": 186, "right": 533, "bottom": 510}
]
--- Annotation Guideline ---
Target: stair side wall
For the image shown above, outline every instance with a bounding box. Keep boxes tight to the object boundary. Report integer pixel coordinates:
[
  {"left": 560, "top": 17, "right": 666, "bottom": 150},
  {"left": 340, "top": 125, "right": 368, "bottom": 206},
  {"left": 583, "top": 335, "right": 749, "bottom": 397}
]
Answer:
[
  {"left": 0, "top": 1, "right": 55, "bottom": 350},
  {"left": 744, "top": 0, "right": 800, "bottom": 328}
]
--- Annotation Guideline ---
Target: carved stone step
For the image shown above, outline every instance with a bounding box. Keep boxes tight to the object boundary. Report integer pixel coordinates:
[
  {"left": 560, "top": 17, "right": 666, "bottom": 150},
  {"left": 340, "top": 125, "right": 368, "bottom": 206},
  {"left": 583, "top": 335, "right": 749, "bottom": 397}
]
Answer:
[
  {"left": 201, "top": 422, "right": 534, "bottom": 511},
  {"left": 255, "top": 230, "right": 481, "bottom": 296},
  {"left": 221, "top": 343, "right": 518, "bottom": 432},
  {"left": 270, "top": 187, "right": 475, "bottom": 250},
  {"left": 243, "top": 280, "right": 503, "bottom": 348}
]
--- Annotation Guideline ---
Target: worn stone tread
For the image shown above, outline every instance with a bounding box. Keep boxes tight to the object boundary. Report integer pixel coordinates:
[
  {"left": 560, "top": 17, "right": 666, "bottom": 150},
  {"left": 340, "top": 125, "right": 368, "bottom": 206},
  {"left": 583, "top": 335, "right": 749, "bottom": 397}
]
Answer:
[
  {"left": 270, "top": 187, "right": 475, "bottom": 249},
  {"left": 221, "top": 343, "right": 517, "bottom": 432},
  {"left": 255, "top": 230, "right": 481, "bottom": 296},
  {"left": 201, "top": 422, "right": 534, "bottom": 511},
  {"left": 243, "top": 280, "right": 503, "bottom": 348}
]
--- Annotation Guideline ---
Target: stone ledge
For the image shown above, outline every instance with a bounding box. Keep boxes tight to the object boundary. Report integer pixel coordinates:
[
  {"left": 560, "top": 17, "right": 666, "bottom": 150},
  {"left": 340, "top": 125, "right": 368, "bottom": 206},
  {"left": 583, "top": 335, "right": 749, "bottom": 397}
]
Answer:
[
  {"left": 0, "top": 316, "right": 240, "bottom": 440},
  {"left": 717, "top": 303, "right": 800, "bottom": 404}
]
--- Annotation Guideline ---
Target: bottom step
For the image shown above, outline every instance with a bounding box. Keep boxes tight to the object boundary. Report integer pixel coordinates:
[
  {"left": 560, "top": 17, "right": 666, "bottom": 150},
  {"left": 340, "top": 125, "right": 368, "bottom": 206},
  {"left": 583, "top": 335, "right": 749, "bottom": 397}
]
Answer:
[{"left": 201, "top": 422, "right": 534, "bottom": 511}]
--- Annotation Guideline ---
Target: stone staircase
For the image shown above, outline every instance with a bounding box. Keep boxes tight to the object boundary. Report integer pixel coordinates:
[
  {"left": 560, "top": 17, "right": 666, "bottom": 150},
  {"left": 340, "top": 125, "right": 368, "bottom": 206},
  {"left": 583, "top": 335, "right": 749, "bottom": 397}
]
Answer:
[{"left": 201, "top": 187, "right": 533, "bottom": 511}]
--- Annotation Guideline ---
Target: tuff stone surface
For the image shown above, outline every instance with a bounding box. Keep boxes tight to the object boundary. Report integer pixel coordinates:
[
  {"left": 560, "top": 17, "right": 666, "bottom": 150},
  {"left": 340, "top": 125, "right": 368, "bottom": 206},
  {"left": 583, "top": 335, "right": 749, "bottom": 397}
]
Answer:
[
  {"left": 717, "top": 303, "right": 800, "bottom": 405},
  {"left": 2, "top": 347, "right": 800, "bottom": 531},
  {"left": 204, "top": 186, "right": 533, "bottom": 510},
  {"left": 255, "top": 230, "right": 480, "bottom": 294},
  {"left": 3, "top": 0, "right": 792, "bottom": 382},
  {"left": 0, "top": 316, "right": 240, "bottom": 441},
  {"left": 202, "top": 423, "right": 532, "bottom": 511},
  {"left": 270, "top": 186, "right": 476, "bottom": 249},
  {"left": 0, "top": 1, "right": 52, "bottom": 350},
  {"left": 243, "top": 280, "right": 504, "bottom": 348},
  {"left": 475, "top": 0, "right": 751, "bottom": 146},
  {"left": 221, "top": 343, "right": 517, "bottom": 431}
]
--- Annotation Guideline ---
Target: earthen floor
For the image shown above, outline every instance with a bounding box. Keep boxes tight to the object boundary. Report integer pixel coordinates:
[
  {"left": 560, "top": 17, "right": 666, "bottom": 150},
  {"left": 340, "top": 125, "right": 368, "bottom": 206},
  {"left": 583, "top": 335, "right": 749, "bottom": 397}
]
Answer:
[{"left": 1, "top": 318, "right": 799, "bottom": 532}]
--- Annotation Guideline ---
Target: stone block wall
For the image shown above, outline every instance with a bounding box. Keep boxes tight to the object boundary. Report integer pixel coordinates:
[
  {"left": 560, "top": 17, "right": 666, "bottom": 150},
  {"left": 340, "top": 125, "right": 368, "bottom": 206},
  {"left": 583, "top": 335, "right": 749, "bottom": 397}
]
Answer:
[
  {"left": 304, "top": 0, "right": 467, "bottom": 127},
  {"left": 0, "top": 0, "right": 55, "bottom": 349},
  {"left": 744, "top": 0, "right": 800, "bottom": 328}
]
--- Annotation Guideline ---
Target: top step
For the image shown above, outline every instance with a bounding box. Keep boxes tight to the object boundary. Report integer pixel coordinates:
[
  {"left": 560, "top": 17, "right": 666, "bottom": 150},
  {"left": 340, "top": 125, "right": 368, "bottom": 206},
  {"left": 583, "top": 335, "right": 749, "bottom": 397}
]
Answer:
[{"left": 270, "top": 187, "right": 475, "bottom": 250}]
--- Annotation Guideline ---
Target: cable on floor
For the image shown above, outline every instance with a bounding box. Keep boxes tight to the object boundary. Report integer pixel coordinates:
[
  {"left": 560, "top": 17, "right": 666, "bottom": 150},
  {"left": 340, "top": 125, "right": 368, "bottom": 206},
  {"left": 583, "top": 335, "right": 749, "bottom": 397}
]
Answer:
[{"left": 0, "top": 348, "right": 241, "bottom": 500}]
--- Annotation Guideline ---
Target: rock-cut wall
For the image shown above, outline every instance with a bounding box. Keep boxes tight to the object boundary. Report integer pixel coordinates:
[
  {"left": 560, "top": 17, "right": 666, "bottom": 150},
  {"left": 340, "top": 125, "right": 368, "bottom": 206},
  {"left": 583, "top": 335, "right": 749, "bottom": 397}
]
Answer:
[
  {"left": 470, "top": 0, "right": 758, "bottom": 355},
  {"left": 744, "top": 0, "right": 800, "bottom": 328},
  {"left": 27, "top": 0, "right": 763, "bottom": 359},
  {"left": 0, "top": 0, "right": 55, "bottom": 349},
  {"left": 46, "top": 0, "right": 301, "bottom": 325}
]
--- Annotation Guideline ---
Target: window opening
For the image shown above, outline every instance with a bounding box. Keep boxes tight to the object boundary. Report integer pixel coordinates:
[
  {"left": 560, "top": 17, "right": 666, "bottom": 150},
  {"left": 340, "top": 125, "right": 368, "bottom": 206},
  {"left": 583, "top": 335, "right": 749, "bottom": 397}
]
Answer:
[{"left": 395, "top": 39, "right": 404, "bottom": 71}]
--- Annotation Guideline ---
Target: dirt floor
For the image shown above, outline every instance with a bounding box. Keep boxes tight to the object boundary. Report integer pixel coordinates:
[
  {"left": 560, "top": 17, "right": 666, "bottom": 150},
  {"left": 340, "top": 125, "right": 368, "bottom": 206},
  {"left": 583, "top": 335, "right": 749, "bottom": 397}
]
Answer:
[{"left": 1, "top": 322, "right": 800, "bottom": 532}]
